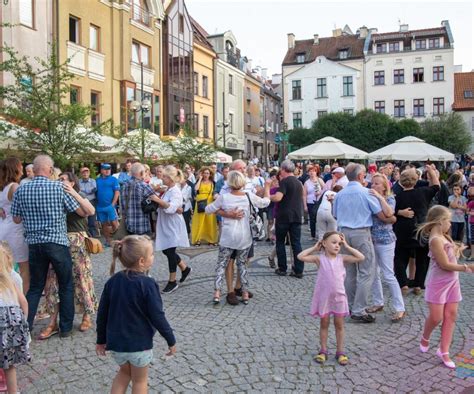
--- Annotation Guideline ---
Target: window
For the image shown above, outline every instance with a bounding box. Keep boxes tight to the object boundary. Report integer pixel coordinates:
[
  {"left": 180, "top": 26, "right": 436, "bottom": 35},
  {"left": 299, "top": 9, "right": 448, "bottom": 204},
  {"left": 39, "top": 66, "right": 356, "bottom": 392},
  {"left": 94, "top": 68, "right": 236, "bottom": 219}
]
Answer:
[
  {"left": 389, "top": 42, "right": 400, "bottom": 52},
  {"left": 192, "top": 113, "right": 199, "bottom": 132},
  {"left": 229, "top": 113, "right": 234, "bottom": 133},
  {"left": 374, "top": 71, "right": 385, "bottom": 85},
  {"left": 374, "top": 101, "right": 385, "bottom": 114},
  {"left": 69, "top": 15, "right": 80, "bottom": 44},
  {"left": 202, "top": 76, "right": 208, "bottom": 98},
  {"left": 193, "top": 72, "right": 199, "bottom": 95},
  {"left": 343, "top": 76, "right": 353, "bottom": 96},
  {"left": 343, "top": 109, "right": 354, "bottom": 115},
  {"left": 70, "top": 85, "right": 81, "bottom": 104},
  {"left": 433, "top": 97, "right": 444, "bottom": 116},
  {"left": 429, "top": 37, "right": 440, "bottom": 49},
  {"left": 339, "top": 49, "right": 349, "bottom": 59},
  {"left": 413, "top": 68, "right": 424, "bottom": 83},
  {"left": 415, "top": 39, "right": 426, "bottom": 50},
  {"left": 296, "top": 53, "right": 305, "bottom": 63},
  {"left": 464, "top": 90, "right": 474, "bottom": 99},
  {"left": 91, "top": 91, "right": 101, "bottom": 125},
  {"left": 246, "top": 112, "right": 251, "bottom": 126},
  {"left": 89, "top": 25, "right": 100, "bottom": 51},
  {"left": 413, "top": 99, "right": 424, "bottom": 117},
  {"left": 433, "top": 66, "right": 444, "bottom": 81},
  {"left": 179, "top": 14, "right": 184, "bottom": 34},
  {"left": 472, "top": 117, "right": 474, "bottom": 132},
  {"left": 153, "top": 94, "right": 160, "bottom": 134},
  {"left": 131, "top": 41, "right": 150, "bottom": 66},
  {"left": 394, "top": 69, "right": 404, "bottom": 84},
  {"left": 376, "top": 43, "right": 386, "bottom": 53},
  {"left": 203, "top": 116, "right": 209, "bottom": 138},
  {"left": 228, "top": 74, "right": 234, "bottom": 95},
  {"left": 394, "top": 100, "right": 405, "bottom": 118},
  {"left": 318, "top": 111, "right": 328, "bottom": 117},
  {"left": 132, "top": 0, "right": 151, "bottom": 26},
  {"left": 19, "top": 0, "right": 34, "bottom": 28},
  {"left": 317, "top": 78, "right": 327, "bottom": 98},
  {"left": 292, "top": 80, "right": 301, "bottom": 100},
  {"left": 292, "top": 112, "right": 302, "bottom": 128}
]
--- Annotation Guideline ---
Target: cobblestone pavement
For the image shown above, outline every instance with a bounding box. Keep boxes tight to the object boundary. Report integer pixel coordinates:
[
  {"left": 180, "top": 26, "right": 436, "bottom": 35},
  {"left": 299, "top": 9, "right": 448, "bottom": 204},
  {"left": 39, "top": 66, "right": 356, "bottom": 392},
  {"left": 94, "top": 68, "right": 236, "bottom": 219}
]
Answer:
[{"left": 18, "top": 227, "right": 474, "bottom": 393}]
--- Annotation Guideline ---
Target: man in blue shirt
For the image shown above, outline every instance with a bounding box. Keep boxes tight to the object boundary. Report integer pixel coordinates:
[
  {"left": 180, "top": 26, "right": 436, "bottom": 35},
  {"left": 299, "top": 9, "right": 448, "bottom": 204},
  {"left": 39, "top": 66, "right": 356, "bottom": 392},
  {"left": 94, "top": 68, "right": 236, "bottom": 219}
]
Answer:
[
  {"left": 333, "top": 163, "right": 394, "bottom": 323},
  {"left": 96, "top": 163, "right": 120, "bottom": 246}
]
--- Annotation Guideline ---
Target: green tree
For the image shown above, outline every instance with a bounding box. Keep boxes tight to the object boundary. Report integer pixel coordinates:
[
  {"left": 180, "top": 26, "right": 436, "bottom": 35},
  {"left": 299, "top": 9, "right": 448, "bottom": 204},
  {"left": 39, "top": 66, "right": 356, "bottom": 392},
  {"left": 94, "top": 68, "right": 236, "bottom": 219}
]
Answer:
[
  {"left": 0, "top": 45, "right": 111, "bottom": 168},
  {"left": 288, "top": 127, "right": 313, "bottom": 149},
  {"left": 419, "top": 112, "right": 471, "bottom": 154}
]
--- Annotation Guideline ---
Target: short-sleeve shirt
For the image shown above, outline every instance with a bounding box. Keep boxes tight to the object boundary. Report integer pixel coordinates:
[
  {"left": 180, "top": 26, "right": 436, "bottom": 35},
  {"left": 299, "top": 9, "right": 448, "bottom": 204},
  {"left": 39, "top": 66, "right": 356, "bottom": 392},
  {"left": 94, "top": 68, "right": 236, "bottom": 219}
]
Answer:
[
  {"left": 96, "top": 175, "right": 120, "bottom": 208},
  {"left": 371, "top": 195, "right": 397, "bottom": 245},
  {"left": 468, "top": 200, "right": 474, "bottom": 224},
  {"left": 10, "top": 176, "right": 80, "bottom": 246},
  {"left": 276, "top": 176, "right": 304, "bottom": 224},
  {"left": 448, "top": 195, "right": 467, "bottom": 223}
]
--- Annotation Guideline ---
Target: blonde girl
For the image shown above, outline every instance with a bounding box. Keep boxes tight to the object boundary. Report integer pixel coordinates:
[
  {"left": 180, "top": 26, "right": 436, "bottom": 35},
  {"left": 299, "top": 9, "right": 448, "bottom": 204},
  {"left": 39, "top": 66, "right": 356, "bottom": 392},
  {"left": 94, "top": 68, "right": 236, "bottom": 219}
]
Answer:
[
  {"left": 298, "top": 232, "right": 364, "bottom": 365},
  {"left": 417, "top": 205, "right": 473, "bottom": 369},
  {"left": 0, "top": 242, "right": 30, "bottom": 393},
  {"left": 96, "top": 235, "right": 176, "bottom": 393}
]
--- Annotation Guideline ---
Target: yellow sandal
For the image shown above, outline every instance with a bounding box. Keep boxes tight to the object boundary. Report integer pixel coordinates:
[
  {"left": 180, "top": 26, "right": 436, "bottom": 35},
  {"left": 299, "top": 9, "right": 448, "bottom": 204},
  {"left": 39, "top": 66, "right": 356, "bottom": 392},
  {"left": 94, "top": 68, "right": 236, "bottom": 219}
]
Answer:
[
  {"left": 314, "top": 350, "right": 328, "bottom": 364},
  {"left": 336, "top": 353, "right": 349, "bottom": 366}
]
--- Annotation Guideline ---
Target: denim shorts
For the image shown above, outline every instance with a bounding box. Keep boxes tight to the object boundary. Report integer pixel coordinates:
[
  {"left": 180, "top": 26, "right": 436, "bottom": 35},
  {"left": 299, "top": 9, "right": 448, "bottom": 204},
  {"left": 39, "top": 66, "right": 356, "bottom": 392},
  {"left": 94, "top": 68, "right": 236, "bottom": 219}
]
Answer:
[{"left": 111, "top": 350, "right": 153, "bottom": 367}]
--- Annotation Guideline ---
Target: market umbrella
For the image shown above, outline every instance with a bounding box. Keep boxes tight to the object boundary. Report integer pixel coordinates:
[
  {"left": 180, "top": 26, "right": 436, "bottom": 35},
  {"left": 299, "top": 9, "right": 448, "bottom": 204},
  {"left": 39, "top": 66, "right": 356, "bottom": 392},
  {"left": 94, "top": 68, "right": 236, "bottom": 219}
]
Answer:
[
  {"left": 212, "top": 151, "right": 233, "bottom": 163},
  {"left": 368, "top": 136, "right": 455, "bottom": 161},
  {"left": 288, "top": 136, "right": 368, "bottom": 160}
]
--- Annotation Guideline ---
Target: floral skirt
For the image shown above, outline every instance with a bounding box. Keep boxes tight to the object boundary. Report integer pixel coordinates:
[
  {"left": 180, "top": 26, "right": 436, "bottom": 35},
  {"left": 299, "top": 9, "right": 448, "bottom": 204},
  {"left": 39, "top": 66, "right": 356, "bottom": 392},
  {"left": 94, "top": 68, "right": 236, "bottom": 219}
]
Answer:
[
  {"left": 40, "top": 232, "right": 98, "bottom": 316},
  {"left": 0, "top": 305, "right": 31, "bottom": 369}
]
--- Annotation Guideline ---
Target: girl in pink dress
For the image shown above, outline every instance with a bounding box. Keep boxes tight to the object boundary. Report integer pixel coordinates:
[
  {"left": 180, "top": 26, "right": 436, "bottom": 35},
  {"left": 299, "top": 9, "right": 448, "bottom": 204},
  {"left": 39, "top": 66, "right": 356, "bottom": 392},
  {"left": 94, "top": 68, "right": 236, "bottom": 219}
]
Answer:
[
  {"left": 417, "top": 205, "right": 473, "bottom": 369},
  {"left": 298, "top": 231, "right": 364, "bottom": 366}
]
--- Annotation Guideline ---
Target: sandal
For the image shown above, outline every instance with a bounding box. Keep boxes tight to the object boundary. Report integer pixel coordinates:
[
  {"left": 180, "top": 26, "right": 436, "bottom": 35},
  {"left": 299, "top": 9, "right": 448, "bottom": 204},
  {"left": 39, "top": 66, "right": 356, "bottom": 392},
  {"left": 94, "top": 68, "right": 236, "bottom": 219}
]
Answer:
[
  {"left": 212, "top": 291, "right": 220, "bottom": 305},
  {"left": 391, "top": 311, "right": 406, "bottom": 323},
  {"left": 420, "top": 336, "right": 430, "bottom": 353},
  {"left": 241, "top": 291, "right": 249, "bottom": 305},
  {"left": 336, "top": 352, "right": 349, "bottom": 366},
  {"left": 366, "top": 305, "right": 384, "bottom": 314},
  {"left": 38, "top": 324, "right": 59, "bottom": 340},
  {"left": 79, "top": 316, "right": 92, "bottom": 332},
  {"left": 313, "top": 350, "right": 328, "bottom": 364}
]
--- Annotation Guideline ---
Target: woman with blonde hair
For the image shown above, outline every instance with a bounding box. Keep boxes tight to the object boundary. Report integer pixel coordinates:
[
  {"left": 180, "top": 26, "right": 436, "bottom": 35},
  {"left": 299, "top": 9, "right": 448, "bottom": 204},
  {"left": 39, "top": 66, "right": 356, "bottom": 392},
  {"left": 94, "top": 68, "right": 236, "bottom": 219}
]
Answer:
[
  {"left": 154, "top": 165, "right": 191, "bottom": 294},
  {"left": 368, "top": 173, "right": 405, "bottom": 322}
]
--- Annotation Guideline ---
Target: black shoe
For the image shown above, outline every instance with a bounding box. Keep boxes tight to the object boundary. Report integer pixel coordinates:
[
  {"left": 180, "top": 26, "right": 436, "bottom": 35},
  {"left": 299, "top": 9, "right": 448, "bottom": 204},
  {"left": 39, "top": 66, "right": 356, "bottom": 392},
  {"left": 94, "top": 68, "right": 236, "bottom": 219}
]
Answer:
[
  {"left": 265, "top": 238, "right": 271, "bottom": 242},
  {"left": 350, "top": 314, "right": 376, "bottom": 323},
  {"left": 162, "top": 281, "right": 179, "bottom": 294},
  {"left": 59, "top": 330, "right": 72, "bottom": 338},
  {"left": 179, "top": 267, "right": 192, "bottom": 283},
  {"left": 275, "top": 268, "right": 287, "bottom": 276},
  {"left": 268, "top": 257, "right": 276, "bottom": 269},
  {"left": 289, "top": 271, "right": 303, "bottom": 279},
  {"left": 235, "top": 288, "right": 253, "bottom": 299}
]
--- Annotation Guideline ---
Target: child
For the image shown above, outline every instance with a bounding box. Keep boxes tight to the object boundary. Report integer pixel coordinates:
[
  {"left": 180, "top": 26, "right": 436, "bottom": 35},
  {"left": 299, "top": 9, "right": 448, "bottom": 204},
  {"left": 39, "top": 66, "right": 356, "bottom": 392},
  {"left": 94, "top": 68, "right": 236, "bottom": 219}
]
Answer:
[
  {"left": 298, "top": 232, "right": 364, "bottom": 365},
  {"left": 0, "top": 242, "right": 30, "bottom": 393},
  {"left": 417, "top": 205, "right": 472, "bottom": 369},
  {"left": 96, "top": 235, "right": 177, "bottom": 392},
  {"left": 448, "top": 185, "right": 467, "bottom": 241}
]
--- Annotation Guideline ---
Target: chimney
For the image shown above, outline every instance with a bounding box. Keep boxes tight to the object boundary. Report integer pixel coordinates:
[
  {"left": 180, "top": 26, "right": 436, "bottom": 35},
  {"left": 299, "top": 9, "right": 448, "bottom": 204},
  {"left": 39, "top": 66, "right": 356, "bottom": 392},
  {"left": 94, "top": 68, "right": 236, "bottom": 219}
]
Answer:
[
  {"left": 247, "top": 58, "right": 253, "bottom": 72},
  {"left": 287, "top": 33, "right": 295, "bottom": 49},
  {"left": 358, "top": 26, "right": 368, "bottom": 38},
  {"left": 261, "top": 68, "right": 268, "bottom": 79},
  {"left": 399, "top": 24, "right": 409, "bottom": 32},
  {"left": 313, "top": 34, "right": 319, "bottom": 45},
  {"left": 332, "top": 28, "right": 342, "bottom": 37}
]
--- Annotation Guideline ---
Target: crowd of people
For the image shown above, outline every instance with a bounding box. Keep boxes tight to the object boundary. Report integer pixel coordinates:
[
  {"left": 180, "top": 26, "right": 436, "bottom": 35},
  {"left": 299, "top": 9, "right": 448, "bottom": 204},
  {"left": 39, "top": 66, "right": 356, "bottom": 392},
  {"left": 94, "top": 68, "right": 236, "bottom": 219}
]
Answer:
[{"left": 0, "top": 153, "right": 472, "bottom": 392}]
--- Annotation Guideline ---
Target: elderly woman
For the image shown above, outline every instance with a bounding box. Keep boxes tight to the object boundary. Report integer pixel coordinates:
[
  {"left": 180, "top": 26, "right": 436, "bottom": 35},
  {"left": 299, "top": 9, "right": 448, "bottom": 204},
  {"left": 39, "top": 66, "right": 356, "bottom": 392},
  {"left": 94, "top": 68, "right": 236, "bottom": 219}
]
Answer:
[
  {"left": 393, "top": 165, "right": 440, "bottom": 295},
  {"left": 155, "top": 165, "right": 191, "bottom": 294},
  {"left": 368, "top": 173, "right": 405, "bottom": 322},
  {"left": 205, "top": 171, "right": 270, "bottom": 305},
  {"left": 303, "top": 165, "right": 325, "bottom": 240}
]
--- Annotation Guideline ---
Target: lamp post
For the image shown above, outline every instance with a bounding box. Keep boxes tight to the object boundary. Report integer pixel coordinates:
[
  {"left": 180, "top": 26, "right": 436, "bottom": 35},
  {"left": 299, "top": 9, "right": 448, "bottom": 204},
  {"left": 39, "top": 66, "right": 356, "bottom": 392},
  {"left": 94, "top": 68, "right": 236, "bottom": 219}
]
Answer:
[{"left": 130, "top": 62, "right": 151, "bottom": 160}]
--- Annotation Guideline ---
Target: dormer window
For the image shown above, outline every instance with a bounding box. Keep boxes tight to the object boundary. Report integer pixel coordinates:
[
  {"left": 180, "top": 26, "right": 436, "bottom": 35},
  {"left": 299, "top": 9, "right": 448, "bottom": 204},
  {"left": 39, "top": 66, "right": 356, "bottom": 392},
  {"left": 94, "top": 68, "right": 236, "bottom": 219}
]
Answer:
[
  {"left": 464, "top": 90, "right": 474, "bottom": 99},
  {"left": 415, "top": 39, "right": 426, "bottom": 50},
  {"left": 389, "top": 42, "right": 400, "bottom": 52},
  {"left": 296, "top": 53, "right": 305, "bottom": 63},
  {"left": 429, "top": 37, "right": 440, "bottom": 49},
  {"left": 338, "top": 49, "right": 349, "bottom": 59},
  {"left": 376, "top": 43, "right": 386, "bottom": 53}
]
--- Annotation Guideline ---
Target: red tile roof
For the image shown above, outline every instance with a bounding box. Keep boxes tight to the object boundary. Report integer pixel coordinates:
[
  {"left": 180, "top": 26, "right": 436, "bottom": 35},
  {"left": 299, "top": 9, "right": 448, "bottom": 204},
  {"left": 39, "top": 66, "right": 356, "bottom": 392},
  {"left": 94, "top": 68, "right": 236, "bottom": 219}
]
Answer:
[
  {"left": 190, "top": 16, "right": 214, "bottom": 51},
  {"left": 453, "top": 72, "right": 474, "bottom": 111},
  {"left": 282, "top": 35, "right": 365, "bottom": 66}
]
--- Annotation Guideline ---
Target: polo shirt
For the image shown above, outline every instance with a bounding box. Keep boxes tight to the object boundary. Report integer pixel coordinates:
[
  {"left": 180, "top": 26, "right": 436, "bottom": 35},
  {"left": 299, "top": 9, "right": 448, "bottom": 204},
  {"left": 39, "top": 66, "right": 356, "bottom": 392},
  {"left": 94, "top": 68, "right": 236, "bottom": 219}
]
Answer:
[{"left": 96, "top": 175, "right": 120, "bottom": 208}]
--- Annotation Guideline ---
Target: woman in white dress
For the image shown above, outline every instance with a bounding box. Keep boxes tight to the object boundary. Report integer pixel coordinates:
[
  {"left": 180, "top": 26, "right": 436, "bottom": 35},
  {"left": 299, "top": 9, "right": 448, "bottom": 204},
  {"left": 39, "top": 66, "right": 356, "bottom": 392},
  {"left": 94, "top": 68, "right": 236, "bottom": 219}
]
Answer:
[
  {"left": 0, "top": 157, "right": 29, "bottom": 293},
  {"left": 155, "top": 165, "right": 191, "bottom": 294}
]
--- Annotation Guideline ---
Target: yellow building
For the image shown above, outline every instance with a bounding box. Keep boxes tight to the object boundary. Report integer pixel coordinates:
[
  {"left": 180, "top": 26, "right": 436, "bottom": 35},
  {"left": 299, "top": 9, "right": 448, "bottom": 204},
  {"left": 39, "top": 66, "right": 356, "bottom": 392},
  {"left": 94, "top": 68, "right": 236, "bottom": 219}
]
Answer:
[
  {"left": 244, "top": 73, "right": 262, "bottom": 158},
  {"left": 55, "top": 0, "right": 165, "bottom": 135},
  {"left": 191, "top": 17, "right": 215, "bottom": 143}
]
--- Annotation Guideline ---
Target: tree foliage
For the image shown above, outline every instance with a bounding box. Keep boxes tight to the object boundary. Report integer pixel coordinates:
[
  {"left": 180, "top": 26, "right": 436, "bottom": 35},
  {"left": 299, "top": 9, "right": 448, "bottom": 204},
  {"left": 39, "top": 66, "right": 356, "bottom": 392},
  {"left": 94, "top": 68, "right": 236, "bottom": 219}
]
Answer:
[{"left": 0, "top": 44, "right": 111, "bottom": 168}]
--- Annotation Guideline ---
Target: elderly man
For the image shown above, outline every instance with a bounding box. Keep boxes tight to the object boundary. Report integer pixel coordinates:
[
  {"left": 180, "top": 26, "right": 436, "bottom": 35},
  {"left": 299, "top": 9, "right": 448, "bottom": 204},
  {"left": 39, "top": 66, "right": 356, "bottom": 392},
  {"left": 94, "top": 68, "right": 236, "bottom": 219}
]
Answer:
[
  {"left": 96, "top": 163, "right": 120, "bottom": 246},
  {"left": 11, "top": 155, "right": 92, "bottom": 336},
  {"left": 333, "top": 163, "right": 394, "bottom": 323},
  {"left": 19, "top": 164, "right": 34, "bottom": 185},
  {"left": 271, "top": 159, "right": 305, "bottom": 278},
  {"left": 323, "top": 167, "right": 349, "bottom": 192},
  {"left": 122, "top": 163, "right": 159, "bottom": 236},
  {"left": 79, "top": 167, "right": 98, "bottom": 237}
]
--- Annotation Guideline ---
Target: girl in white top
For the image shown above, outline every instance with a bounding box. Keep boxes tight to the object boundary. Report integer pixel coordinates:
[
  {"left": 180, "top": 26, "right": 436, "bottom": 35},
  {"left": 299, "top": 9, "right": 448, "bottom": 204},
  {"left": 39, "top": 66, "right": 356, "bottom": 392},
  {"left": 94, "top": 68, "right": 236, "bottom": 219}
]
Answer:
[
  {"left": 154, "top": 166, "right": 191, "bottom": 294},
  {"left": 205, "top": 171, "right": 271, "bottom": 305}
]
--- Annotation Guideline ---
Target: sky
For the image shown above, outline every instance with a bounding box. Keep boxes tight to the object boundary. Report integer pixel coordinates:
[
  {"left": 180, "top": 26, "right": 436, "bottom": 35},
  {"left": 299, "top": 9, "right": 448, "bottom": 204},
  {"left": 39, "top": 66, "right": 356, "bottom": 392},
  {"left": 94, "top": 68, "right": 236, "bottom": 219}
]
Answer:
[{"left": 186, "top": 0, "right": 474, "bottom": 77}]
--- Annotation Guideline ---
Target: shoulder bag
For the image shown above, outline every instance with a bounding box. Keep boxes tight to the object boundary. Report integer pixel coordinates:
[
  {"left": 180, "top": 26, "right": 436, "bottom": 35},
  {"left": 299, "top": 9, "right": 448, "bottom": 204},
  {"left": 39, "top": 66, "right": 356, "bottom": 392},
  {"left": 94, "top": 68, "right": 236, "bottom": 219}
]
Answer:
[
  {"left": 197, "top": 183, "right": 213, "bottom": 213},
  {"left": 246, "top": 193, "right": 265, "bottom": 241},
  {"left": 84, "top": 236, "right": 104, "bottom": 254}
]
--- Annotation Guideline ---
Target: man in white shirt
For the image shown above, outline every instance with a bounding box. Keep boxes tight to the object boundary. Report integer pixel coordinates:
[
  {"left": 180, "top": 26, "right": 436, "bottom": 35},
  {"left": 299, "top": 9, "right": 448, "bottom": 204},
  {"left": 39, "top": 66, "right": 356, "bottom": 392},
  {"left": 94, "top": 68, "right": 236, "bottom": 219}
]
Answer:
[{"left": 323, "top": 167, "right": 349, "bottom": 191}]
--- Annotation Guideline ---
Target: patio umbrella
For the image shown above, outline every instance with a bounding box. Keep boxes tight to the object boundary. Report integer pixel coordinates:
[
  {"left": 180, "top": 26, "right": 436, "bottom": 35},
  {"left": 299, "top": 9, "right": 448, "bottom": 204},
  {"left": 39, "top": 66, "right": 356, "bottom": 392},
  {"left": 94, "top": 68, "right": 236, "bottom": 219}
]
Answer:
[
  {"left": 288, "top": 136, "right": 368, "bottom": 160},
  {"left": 368, "top": 136, "right": 455, "bottom": 161},
  {"left": 212, "top": 151, "right": 233, "bottom": 163}
]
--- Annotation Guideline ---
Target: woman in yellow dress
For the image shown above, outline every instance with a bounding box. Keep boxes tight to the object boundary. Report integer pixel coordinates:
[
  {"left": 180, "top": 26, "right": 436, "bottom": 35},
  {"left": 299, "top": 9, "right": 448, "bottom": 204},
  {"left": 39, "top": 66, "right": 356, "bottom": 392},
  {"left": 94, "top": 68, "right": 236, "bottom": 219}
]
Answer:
[{"left": 191, "top": 167, "right": 218, "bottom": 245}]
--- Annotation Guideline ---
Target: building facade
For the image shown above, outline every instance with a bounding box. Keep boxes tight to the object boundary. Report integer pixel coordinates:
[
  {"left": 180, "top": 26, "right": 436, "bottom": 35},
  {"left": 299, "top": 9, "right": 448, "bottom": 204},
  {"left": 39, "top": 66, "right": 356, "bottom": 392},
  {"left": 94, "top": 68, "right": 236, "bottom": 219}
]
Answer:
[
  {"left": 244, "top": 73, "right": 262, "bottom": 159},
  {"left": 262, "top": 81, "right": 281, "bottom": 163},
  {"left": 453, "top": 72, "right": 474, "bottom": 152},
  {"left": 365, "top": 21, "right": 454, "bottom": 121}
]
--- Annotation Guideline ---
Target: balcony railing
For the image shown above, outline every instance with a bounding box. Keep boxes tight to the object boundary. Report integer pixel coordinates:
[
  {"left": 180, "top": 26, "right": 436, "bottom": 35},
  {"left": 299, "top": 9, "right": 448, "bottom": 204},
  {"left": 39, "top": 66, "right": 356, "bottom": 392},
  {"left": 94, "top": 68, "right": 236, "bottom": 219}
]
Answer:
[{"left": 132, "top": 4, "right": 151, "bottom": 27}]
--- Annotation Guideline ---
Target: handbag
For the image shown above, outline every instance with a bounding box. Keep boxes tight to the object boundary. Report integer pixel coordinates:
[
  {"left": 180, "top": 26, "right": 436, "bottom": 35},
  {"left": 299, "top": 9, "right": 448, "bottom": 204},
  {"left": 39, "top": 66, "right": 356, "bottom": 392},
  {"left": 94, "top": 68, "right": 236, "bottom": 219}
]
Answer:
[
  {"left": 84, "top": 236, "right": 104, "bottom": 254},
  {"left": 196, "top": 183, "right": 213, "bottom": 213},
  {"left": 141, "top": 196, "right": 159, "bottom": 214},
  {"left": 245, "top": 193, "right": 265, "bottom": 241}
]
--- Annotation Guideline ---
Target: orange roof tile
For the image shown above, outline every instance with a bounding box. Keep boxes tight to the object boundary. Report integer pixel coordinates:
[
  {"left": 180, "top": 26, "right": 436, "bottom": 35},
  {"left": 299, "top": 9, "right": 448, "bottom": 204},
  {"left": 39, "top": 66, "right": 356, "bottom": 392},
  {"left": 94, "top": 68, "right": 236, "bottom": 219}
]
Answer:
[{"left": 453, "top": 72, "right": 474, "bottom": 111}]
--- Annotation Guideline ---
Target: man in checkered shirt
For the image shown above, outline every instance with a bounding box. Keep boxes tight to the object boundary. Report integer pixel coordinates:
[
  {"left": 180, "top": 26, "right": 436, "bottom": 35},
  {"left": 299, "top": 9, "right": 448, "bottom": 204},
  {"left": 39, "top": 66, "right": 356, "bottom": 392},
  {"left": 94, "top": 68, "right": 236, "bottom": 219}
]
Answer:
[{"left": 11, "top": 155, "right": 90, "bottom": 337}]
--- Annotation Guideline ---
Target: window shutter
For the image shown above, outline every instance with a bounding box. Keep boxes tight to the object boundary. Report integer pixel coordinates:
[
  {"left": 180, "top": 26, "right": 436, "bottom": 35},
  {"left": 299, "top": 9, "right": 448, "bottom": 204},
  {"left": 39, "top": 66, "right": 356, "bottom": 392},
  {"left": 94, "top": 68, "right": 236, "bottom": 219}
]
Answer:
[{"left": 19, "top": 0, "right": 33, "bottom": 28}]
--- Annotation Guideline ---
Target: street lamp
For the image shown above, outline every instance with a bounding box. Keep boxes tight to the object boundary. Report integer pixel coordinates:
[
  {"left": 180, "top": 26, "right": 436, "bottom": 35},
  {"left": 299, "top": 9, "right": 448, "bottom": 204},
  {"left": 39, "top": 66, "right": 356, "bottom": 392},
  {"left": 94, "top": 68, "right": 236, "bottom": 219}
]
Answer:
[
  {"left": 129, "top": 62, "right": 150, "bottom": 160},
  {"left": 216, "top": 119, "right": 230, "bottom": 150}
]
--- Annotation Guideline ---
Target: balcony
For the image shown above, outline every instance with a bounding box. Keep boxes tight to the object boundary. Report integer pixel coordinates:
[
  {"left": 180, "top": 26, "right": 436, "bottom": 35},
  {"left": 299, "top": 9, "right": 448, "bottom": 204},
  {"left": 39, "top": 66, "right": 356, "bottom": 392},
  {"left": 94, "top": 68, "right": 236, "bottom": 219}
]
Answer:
[
  {"left": 130, "top": 62, "right": 155, "bottom": 88},
  {"left": 226, "top": 50, "right": 239, "bottom": 68},
  {"left": 67, "top": 42, "right": 86, "bottom": 76},
  {"left": 132, "top": 3, "right": 151, "bottom": 27},
  {"left": 88, "top": 50, "right": 105, "bottom": 82}
]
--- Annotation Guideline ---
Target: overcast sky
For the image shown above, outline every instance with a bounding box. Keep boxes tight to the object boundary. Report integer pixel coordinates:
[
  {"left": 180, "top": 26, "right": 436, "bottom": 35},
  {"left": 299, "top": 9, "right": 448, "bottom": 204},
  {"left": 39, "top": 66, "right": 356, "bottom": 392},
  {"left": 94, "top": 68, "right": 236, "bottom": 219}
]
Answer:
[{"left": 187, "top": 0, "right": 474, "bottom": 77}]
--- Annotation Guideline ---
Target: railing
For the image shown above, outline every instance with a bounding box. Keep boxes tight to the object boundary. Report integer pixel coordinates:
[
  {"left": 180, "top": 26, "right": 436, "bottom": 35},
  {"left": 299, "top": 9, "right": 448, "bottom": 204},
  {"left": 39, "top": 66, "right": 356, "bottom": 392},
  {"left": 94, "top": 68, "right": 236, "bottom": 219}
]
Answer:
[{"left": 132, "top": 3, "right": 151, "bottom": 27}]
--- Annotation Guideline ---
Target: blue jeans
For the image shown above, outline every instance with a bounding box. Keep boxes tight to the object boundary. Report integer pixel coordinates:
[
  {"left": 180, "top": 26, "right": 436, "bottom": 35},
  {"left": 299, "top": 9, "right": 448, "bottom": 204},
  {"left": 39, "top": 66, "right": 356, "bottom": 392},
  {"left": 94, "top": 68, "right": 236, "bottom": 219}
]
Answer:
[
  {"left": 451, "top": 222, "right": 464, "bottom": 242},
  {"left": 275, "top": 222, "right": 303, "bottom": 274},
  {"left": 27, "top": 243, "right": 75, "bottom": 333},
  {"left": 307, "top": 203, "right": 316, "bottom": 238}
]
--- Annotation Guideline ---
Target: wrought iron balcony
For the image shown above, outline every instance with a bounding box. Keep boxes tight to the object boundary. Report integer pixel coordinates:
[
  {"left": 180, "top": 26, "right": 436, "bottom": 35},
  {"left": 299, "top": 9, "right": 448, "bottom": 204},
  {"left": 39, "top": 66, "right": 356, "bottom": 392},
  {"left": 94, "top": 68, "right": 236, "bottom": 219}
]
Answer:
[{"left": 132, "top": 4, "right": 151, "bottom": 27}]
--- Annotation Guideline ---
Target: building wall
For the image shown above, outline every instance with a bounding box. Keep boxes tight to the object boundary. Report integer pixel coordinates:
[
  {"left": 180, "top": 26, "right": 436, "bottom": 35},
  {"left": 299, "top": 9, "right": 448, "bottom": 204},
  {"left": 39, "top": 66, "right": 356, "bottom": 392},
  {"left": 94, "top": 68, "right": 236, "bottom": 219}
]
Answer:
[
  {"left": 193, "top": 42, "right": 215, "bottom": 143},
  {"left": 282, "top": 64, "right": 303, "bottom": 126},
  {"left": 244, "top": 75, "right": 262, "bottom": 158}
]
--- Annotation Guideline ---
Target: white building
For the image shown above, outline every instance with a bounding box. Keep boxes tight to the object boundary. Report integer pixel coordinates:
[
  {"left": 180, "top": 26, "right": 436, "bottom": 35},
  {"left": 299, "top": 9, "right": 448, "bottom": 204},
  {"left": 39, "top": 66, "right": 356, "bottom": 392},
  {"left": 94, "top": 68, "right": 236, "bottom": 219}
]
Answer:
[
  {"left": 453, "top": 72, "right": 474, "bottom": 152},
  {"left": 282, "top": 26, "right": 366, "bottom": 130},
  {"left": 364, "top": 21, "right": 454, "bottom": 120}
]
